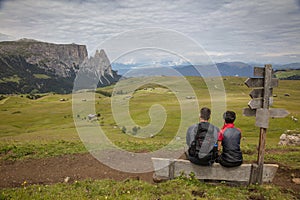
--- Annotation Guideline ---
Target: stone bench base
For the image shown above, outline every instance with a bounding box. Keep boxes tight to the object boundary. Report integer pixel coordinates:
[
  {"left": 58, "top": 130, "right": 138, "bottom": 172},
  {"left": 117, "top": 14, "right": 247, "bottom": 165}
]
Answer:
[{"left": 152, "top": 158, "right": 278, "bottom": 185}]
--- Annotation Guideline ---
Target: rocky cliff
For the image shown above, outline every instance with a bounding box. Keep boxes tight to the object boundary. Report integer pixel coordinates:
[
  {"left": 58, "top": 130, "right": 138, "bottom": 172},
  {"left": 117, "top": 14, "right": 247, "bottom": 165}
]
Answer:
[
  {"left": 0, "top": 39, "right": 120, "bottom": 94},
  {"left": 73, "top": 49, "right": 121, "bottom": 91}
]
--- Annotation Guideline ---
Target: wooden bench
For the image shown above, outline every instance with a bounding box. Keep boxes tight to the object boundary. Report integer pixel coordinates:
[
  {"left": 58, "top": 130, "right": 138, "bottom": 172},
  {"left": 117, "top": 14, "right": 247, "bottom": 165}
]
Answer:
[{"left": 152, "top": 158, "right": 278, "bottom": 185}]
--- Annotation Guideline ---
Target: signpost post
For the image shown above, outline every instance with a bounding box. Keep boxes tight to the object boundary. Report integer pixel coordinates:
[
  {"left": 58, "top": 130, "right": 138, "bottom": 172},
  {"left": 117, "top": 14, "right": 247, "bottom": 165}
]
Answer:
[{"left": 243, "top": 64, "right": 289, "bottom": 184}]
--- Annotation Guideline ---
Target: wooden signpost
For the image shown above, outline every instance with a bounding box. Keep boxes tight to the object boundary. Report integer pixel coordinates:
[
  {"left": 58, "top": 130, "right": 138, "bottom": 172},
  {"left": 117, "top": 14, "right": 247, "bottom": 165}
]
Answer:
[{"left": 243, "top": 64, "right": 289, "bottom": 184}]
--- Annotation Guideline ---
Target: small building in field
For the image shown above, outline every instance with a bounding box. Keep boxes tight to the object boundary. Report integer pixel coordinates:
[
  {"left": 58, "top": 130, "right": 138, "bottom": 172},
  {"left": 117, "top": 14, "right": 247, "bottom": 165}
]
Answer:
[{"left": 88, "top": 114, "right": 97, "bottom": 120}]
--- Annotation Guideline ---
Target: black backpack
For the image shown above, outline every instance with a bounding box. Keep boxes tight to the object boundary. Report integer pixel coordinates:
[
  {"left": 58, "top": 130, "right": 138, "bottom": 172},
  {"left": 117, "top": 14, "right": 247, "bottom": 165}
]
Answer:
[{"left": 188, "top": 123, "right": 218, "bottom": 164}]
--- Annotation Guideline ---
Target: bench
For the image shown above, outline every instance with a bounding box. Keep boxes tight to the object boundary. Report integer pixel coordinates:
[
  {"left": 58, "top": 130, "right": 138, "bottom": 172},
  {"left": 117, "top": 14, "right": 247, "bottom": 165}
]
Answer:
[{"left": 152, "top": 158, "right": 278, "bottom": 185}]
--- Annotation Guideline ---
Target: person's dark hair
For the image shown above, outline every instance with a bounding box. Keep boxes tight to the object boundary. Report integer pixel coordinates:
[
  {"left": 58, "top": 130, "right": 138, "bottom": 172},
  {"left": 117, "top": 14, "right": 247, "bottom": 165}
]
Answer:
[
  {"left": 223, "top": 111, "right": 236, "bottom": 123},
  {"left": 200, "top": 107, "right": 211, "bottom": 120}
]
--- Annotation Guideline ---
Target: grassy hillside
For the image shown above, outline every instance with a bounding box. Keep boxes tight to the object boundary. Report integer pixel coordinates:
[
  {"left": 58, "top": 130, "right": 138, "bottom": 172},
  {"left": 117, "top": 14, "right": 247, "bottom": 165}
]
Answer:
[
  {"left": 0, "top": 76, "right": 299, "bottom": 199},
  {"left": 274, "top": 69, "right": 300, "bottom": 79},
  {"left": 0, "top": 77, "right": 299, "bottom": 164}
]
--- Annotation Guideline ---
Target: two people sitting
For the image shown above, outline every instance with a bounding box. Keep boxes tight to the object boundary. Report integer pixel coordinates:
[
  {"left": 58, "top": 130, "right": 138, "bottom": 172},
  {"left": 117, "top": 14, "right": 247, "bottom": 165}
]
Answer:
[{"left": 186, "top": 107, "right": 243, "bottom": 167}]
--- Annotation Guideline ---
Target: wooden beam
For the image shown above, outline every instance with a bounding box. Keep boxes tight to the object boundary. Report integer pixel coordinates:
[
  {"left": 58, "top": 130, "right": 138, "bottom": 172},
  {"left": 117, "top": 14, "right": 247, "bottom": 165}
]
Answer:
[
  {"left": 256, "top": 127, "right": 267, "bottom": 184},
  {"left": 256, "top": 64, "right": 272, "bottom": 185},
  {"left": 152, "top": 158, "right": 279, "bottom": 184}
]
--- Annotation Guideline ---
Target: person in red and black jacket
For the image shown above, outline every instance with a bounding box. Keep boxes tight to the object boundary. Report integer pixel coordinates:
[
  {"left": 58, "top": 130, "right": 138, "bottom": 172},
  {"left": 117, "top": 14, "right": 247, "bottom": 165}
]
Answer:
[{"left": 217, "top": 111, "right": 243, "bottom": 167}]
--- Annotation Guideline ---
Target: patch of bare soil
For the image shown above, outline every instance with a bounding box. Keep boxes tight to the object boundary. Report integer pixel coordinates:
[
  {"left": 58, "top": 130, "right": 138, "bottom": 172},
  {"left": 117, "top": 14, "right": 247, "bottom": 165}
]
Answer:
[
  {"left": 0, "top": 153, "right": 153, "bottom": 188},
  {"left": 272, "top": 165, "right": 300, "bottom": 196}
]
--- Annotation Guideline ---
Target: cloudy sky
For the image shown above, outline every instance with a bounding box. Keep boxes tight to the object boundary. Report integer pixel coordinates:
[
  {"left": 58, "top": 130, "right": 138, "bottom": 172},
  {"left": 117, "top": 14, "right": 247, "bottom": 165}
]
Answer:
[{"left": 0, "top": 0, "right": 300, "bottom": 64}]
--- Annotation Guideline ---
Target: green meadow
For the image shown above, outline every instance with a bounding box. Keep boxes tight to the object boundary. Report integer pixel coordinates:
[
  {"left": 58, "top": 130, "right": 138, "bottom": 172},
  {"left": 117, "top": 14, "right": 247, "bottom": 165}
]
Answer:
[
  {"left": 0, "top": 77, "right": 299, "bottom": 162},
  {"left": 1, "top": 177, "right": 296, "bottom": 200},
  {"left": 275, "top": 69, "right": 300, "bottom": 79},
  {"left": 0, "top": 76, "right": 299, "bottom": 199}
]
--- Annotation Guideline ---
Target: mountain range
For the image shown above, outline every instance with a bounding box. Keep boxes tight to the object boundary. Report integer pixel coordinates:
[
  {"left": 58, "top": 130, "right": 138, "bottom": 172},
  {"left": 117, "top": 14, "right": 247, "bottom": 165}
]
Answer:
[
  {"left": 0, "top": 39, "right": 299, "bottom": 94},
  {"left": 112, "top": 61, "right": 300, "bottom": 77},
  {"left": 0, "top": 39, "right": 120, "bottom": 94}
]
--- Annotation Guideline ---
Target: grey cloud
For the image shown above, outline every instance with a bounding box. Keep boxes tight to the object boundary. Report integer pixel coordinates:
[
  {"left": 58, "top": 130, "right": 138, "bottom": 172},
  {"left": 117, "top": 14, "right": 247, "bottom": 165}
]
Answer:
[
  {"left": 0, "top": 0, "right": 299, "bottom": 64},
  {"left": 0, "top": 32, "right": 15, "bottom": 41},
  {"left": 0, "top": 0, "right": 8, "bottom": 9},
  {"left": 296, "top": 0, "right": 300, "bottom": 8}
]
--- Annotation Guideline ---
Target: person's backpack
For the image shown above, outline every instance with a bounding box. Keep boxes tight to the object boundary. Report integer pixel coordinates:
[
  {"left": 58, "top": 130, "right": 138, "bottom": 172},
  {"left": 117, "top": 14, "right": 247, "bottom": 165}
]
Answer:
[{"left": 188, "top": 122, "right": 218, "bottom": 164}]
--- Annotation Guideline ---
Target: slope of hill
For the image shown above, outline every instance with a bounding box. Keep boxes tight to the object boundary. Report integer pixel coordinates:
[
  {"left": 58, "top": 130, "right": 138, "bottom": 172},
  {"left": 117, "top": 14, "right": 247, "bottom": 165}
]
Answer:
[
  {"left": 274, "top": 63, "right": 300, "bottom": 70},
  {"left": 274, "top": 69, "right": 300, "bottom": 80},
  {"left": 0, "top": 54, "right": 75, "bottom": 94}
]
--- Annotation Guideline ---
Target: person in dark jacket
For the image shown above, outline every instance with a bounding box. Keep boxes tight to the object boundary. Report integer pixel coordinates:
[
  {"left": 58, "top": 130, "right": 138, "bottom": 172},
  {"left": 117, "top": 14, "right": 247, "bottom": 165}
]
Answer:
[
  {"left": 217, "top": 111, "right": 243, "bottom": 167},
  {"left": 186, "top": 107, "right": 219, "bottom": 166}
]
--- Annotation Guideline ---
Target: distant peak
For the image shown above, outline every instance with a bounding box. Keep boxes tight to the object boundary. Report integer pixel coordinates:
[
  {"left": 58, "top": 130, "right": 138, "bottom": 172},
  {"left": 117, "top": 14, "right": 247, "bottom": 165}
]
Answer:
[
  {"left": 17, "top": 38, "right": 39, "bottom": 42},
  {"left": 94, "top": 49, "right": 107, "bottom": 58}
]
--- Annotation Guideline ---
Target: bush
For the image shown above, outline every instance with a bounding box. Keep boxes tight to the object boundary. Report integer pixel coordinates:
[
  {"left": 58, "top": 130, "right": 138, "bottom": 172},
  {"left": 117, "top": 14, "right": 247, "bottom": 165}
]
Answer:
[
  {"left": 121, "top": 126, "right": 127, "bottom": 133},
  {"left": 96, "top": 90, "right": 112, "bottom": 97},
  {"left": 26, "top": 94, "right": 42, "bottom": 100},
  {"left": 132, "top": 126, "right": 140, "bottom": 135}
]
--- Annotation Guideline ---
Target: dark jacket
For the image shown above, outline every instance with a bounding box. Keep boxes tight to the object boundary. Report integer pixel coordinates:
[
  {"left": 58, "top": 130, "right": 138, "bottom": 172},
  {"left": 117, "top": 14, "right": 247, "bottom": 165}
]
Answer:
[
  {"left": 186, "top": 122, "right": 219, "bottom": 166},
  {"left": 219, "top": 125, "right": 243, "bottom": 167}
]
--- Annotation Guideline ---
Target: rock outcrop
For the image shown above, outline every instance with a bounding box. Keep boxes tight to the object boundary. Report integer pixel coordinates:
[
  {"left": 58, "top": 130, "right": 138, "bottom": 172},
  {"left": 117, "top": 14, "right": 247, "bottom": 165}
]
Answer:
[
  {"left": 0, "top": 38, "right": 87, "bottom": 77},
  {"left": 74, "top": 49, "right": 120, "bottom": 90},
  {"left": 0, "top": 39, "right": 120, "bottom": 94},
  {"left": 278, "top": 130, "right": 300, "bottom": 146}
]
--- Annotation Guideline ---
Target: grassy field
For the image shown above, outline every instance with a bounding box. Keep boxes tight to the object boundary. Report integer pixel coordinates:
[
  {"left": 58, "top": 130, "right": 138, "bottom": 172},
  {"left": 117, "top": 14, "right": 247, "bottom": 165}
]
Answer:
[
  {"left": 0, "top": 76, "right": 299, "bottom": 199},
  {"left": 0, "top": 77, "right": 299, "bottom": 162},
  {"left": 274, "top": 69, "right": 300, "bottom": 79},
  {"left": 1, "top": 175, "right": 296, "bottom": 200}
]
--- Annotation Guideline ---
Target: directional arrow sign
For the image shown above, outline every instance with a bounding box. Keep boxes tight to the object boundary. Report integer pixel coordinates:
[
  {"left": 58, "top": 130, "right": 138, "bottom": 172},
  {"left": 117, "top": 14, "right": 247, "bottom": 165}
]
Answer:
[
  {"left": 243, "top": 108, "right": 290, "bottom": 118},
  {"left": 269, "top": 108, "right": 290, "bottom": 118},
  {"left": 248, "top": 98, "right": 263, "bottom": 109},
  {"left": 256, "top": 108, "right": 270, "bottom": 128},
  {"left": 243, "top": 107, "right": 256, "bottom": 117},
  {"left": 245, "top": 78, "right": 264, "bottom": 88},
  {"left": 254, "top": 67, "right": 265, "bottom": 77},
  {"left": 249, "top": 88, "right": 264, "bottom": 98},
  {"left": 245, "top": 78, "right": 279, "bottom": 88},
  {"left": 254, "top": 67, "right": 274, "bottom": 77}
]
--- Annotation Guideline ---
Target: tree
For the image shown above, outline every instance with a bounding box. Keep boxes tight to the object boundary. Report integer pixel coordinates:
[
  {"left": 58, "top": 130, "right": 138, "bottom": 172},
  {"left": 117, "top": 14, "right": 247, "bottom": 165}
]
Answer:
[
  {"left": 132, "top": 126, "right": 140, "bottom": 135},
  {"left": 121, "top": 126, "right": 127, "bottom": 134}
]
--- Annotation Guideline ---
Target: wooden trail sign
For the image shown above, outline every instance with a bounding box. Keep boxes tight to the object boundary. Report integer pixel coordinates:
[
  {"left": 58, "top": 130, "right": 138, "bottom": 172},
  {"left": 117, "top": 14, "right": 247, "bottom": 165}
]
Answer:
[
  {"left": 244, "top": 65, "right": 289, "bottom": 124},
  {"left": 249, "top": 88, "right": 264, "bottom": 98},
  {"left": 243, "top": 108, "right": 289, "bottom": 118},
  {"left": 248, "top": 98, "right": 263, "bottom": 110},
  {"left": 245, "top": 77, "right": 278, "bottom": 88},
  {"left": 244, "top": 64, "right": 289, "bottom": 185}
]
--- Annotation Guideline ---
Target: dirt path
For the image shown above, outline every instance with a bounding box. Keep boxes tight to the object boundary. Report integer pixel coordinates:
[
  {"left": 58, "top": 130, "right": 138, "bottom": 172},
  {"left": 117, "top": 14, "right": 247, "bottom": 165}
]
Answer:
[
  {"left": 0, "top": 153, "right": 299, "bottom": 194},
  {"left": 0, "top": 153, "right": 153, "bottom": 188},
  {"left": 0, "top": 96, "right": 10, "bottom": 105}
]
